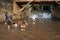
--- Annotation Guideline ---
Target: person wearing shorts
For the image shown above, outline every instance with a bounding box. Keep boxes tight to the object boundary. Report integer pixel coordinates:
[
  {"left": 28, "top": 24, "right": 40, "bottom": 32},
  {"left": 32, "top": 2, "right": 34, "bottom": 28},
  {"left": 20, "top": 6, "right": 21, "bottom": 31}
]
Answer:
[{"left": 6, "top": 13, "right": 12, "bottom": 30}]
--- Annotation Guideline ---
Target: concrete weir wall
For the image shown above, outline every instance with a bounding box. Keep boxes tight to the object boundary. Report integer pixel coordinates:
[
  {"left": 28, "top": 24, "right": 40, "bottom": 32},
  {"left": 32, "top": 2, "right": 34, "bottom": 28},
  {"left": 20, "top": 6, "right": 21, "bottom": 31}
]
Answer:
[
  {"left": 54, "top": 7, "right": 60, "bottom": 19},
  {"left": 52, "top": 5, "right": 60, "bottom": 19}
]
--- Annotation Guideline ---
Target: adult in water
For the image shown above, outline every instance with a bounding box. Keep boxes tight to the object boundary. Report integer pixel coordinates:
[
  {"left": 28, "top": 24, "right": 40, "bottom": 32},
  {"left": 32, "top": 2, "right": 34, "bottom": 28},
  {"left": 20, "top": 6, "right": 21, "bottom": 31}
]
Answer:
[{"left": 5, "top": 12, "right": 12, "bottom": 30}]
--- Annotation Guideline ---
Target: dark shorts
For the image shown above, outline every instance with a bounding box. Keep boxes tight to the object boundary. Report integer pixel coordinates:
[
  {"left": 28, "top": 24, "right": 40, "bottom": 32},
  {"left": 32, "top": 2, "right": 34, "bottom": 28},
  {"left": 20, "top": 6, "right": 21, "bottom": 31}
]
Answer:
[{"left": 6, "top": 20, "right": 11, "bottom": 25}]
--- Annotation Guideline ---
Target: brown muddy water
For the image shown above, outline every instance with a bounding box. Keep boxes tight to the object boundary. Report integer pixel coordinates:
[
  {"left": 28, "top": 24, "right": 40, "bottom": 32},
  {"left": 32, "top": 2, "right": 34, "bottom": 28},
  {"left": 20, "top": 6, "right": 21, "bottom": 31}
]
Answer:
[{"left": 0, "top": 19, "right": 60, "bottom": 40}]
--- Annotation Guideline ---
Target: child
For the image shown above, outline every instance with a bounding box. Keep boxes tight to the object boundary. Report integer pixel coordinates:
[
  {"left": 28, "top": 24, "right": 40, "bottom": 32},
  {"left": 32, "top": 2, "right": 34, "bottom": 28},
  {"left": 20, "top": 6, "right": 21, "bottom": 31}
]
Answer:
[
  {"left": 18, "top": 19, "right": 23, "bottom": 25},
  {"left": 12, "top": 23, "right": 18, "bottom": 28},
  {"left": 21, "top": 21, "right": 26, "bottom": 31}
]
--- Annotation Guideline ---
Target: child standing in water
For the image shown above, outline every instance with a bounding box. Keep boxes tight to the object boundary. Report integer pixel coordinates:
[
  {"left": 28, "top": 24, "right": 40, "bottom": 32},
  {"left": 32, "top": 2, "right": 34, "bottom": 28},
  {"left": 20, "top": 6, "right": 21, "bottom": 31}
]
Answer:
[
  {"left": 21, "top": 21, "right": 26, "bottom": 31},
  {"left": 32, "top": 17, "right": 36, "bottom": 24},
  {"left": 18, "top": 19, "right": 23, "bottom": 25},
  {"left": 12, "top": 22, "right": 18, "bottom": 28}
]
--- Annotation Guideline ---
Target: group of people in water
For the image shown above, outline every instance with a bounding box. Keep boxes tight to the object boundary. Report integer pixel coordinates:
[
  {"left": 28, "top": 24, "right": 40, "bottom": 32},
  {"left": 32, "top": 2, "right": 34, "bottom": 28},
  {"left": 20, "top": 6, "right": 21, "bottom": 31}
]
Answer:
[
  {"left": 4, "top": 12, "right": 28, "bottom": 31},
  {"left": 4, "top": 11, "right": 48, "bottom": 31}
]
